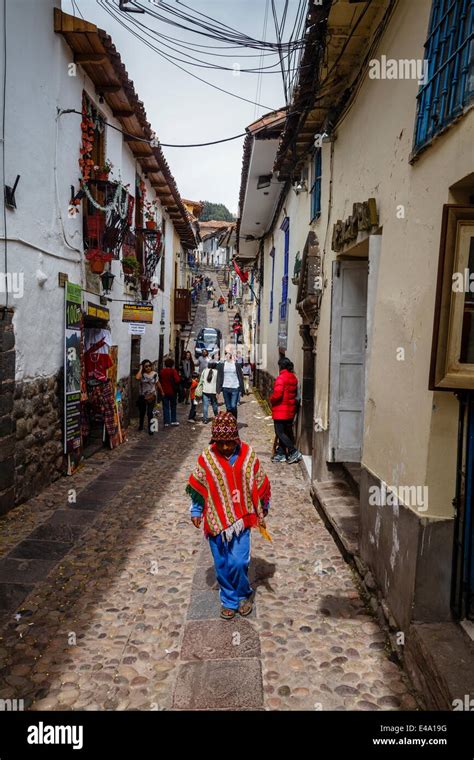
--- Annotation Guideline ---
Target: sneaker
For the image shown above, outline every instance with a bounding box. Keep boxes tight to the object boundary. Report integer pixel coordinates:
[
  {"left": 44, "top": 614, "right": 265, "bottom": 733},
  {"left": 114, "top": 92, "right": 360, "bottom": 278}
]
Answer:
[
  {"left": 187, "top": 418, "right": 194, "bottom": 423},
  {"left": 271, "top": 453, "right": 287, "bottom": 463},
  {"left": 287, "top": 450, "right": 303, "bottom": 464},
  {"left": 171, "top": 421, "right": 180, "bottom": 426}
]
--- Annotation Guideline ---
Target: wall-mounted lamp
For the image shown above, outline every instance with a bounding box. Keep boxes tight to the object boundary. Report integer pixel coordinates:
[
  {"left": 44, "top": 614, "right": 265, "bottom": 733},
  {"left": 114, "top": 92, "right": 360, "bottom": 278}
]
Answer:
[
  {"left": 5, "top": 175, "right": 20, "bottom": 209},
  {"left": 100, "top": 269, "right": 115, "bottom": 294}
]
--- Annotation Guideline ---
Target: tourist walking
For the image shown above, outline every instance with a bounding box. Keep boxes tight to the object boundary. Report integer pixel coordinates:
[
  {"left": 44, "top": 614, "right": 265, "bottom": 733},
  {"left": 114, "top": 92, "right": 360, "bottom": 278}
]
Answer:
[
  {"left": 196, "top": 348, "right": 209, "bottom": 374},
  {"left": 242, "top": 357, "right": 253, "bottom": 395},
  {"left": 180, "top": 350, "right": 195, "bottom": 404},
  {"left": 199, "top": 360, "right": 219, "bottom": 424},
  {"left": 216, "top": 345, "right": 245, "bottom": 419},
  {"left": 135, "top": 359, "right": 163, "bottom": 435},
  {"left": 270, "top": 357, "right": 302, "bottom": 463},
  {"left": 159, "top": 357, "right": 181, "bottom": 427},
  {"left": 187, "top": 411, "right": 271, "bottom": 620}
]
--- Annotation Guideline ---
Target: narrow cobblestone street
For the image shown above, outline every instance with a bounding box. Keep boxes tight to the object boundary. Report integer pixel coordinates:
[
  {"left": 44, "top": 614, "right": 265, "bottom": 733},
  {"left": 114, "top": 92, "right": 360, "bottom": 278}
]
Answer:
[{"left": 0, "top": 282, "right": 420, "bottom": 712}]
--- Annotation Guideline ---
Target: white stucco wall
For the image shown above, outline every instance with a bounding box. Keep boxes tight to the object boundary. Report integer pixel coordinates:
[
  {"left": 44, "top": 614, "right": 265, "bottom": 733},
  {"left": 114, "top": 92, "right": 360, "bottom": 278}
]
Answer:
[
  {"left": 1, "top": 0, "right": 182, "bottom": 385},
  {"left": 311, "top": 0, "right": 471, "bottom": 516}
]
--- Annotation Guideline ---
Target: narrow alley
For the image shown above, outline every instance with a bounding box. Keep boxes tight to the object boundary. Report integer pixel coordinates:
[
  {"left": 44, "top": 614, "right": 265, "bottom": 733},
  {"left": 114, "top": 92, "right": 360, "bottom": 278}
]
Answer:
[{"left": 0, "top": 282, "right": 418, "bottom": 711}]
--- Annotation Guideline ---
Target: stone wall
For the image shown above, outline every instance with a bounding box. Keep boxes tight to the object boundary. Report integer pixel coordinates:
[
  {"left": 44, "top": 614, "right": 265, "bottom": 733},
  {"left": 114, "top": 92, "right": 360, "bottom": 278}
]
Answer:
[
  {"left": 0, "top": 309, "right": 15, "bottom": 515},
  {"left": 13, "top": 372, "right": 65, "bottom": 505},
  {"left": 255, "top": 368, "right": 275, "bottom": 403}
]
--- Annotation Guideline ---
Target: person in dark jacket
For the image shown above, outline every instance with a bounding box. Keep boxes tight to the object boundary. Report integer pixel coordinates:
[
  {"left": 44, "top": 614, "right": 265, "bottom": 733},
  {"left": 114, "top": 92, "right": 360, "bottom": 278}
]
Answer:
[
  {"left": 270, "top": 357, "right": 302, "bottom": 464},
  {"left": 159, "top": 358, "right": 181, "bottom": 427},
  {"left": 216, "top": 345, "right": 245, "bottom": 419}
]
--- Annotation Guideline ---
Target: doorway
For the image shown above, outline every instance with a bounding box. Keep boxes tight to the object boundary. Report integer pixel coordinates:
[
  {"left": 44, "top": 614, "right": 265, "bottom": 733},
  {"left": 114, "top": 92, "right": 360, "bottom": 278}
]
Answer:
[{"left": 329, "top": 259, "right": 368, "bottom": 463}]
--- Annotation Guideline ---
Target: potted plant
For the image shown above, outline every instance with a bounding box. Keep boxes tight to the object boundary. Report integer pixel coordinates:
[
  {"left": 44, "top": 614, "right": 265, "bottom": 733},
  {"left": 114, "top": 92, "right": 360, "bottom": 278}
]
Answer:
[
  {"left": 94, "top": 159, "right": 114, "bottom": 181},
  {"left": 150, "top": 281, "right": 159, "bottom": 297},
  {"left": 85, "top": 248, "right": 113, "bottom": 275},
  {"left": 121, "top": 255, "right": 140, "bottom": 275},
  {"left": 144, "top": 200, "right": 158, "bottom": 229}
]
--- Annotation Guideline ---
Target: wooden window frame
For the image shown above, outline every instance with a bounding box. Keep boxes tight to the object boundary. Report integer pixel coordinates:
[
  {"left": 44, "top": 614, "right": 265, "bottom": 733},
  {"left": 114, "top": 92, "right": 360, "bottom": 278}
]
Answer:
[
  {"left": 430, "top": 204, "right": 474, "bottom": 390},
  {"left": 310, "top": 149, "right": 322, "bottom": 222}
]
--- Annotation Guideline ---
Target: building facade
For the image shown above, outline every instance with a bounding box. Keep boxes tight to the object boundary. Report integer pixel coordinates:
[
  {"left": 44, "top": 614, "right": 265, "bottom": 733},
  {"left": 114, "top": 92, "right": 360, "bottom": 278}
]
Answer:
[
  {"left": 237, "top": 0, "right": 474, "bottom": 704},
  {"left": 0, "top": 2, "right": 197, "bottom": 513}
]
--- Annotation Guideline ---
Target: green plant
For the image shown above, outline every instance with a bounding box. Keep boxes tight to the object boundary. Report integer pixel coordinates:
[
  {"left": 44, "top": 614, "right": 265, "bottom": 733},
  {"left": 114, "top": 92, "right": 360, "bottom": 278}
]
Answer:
[
  {"left": 144, "top": 199, "right": 158, "bottom": 222},
  {"left": 121, "top": 255, "right": 140, "bottom": 273}
]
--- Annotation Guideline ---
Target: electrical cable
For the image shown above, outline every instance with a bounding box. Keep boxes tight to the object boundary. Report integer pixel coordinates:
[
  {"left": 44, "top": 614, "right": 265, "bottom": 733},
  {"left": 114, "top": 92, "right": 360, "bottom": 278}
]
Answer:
[
  {"left": 57, "top": 108, "right": 248, "bottom": 147},
  {"left": 97, "top": 0, "right": 279, "bottom": 110},
  {"left": 254, "top": 0, "right": 270, "bottom": 120},
  {"left": 132, "top": 0, "right": 306, "bottom": 51},
  {"left": 101, "top": 0, "right": 302, "bottom": 75}
]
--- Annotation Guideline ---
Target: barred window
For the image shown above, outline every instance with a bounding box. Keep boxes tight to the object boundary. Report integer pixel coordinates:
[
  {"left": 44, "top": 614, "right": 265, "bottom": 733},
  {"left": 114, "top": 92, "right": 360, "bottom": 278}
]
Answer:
[{"left": 414, "top": 0, "right": 474, "bottom": 152}]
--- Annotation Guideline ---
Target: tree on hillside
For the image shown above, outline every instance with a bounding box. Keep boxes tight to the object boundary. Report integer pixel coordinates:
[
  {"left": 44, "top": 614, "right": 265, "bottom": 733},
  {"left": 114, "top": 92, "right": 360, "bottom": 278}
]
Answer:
[{"left": 200, "top": 201, "right": 235, "bottom": 222}]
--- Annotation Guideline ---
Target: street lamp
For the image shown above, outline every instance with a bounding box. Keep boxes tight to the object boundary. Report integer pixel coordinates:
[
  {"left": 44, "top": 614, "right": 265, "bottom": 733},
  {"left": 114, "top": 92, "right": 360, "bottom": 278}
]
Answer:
[{"left": 100, "top": 269, "right": 115, "bottom": 294}]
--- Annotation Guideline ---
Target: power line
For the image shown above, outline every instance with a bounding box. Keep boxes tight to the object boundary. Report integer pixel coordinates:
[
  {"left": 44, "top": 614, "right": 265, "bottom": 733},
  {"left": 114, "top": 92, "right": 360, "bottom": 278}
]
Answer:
[
  {"left": 58, "top": 109, "right": 249, "bottom": 147},
  {"left": 97, "top": 0, "right": 280, "bottom": 110}
]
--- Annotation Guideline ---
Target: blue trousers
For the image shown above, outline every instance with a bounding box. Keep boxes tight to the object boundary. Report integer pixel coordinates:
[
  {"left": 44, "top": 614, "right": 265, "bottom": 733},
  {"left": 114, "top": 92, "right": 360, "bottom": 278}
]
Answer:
[
  {"left": 209, "top": 528, "right": 253, "bottom": 610},
  {"left": 162, "top": 395, "right": 177, "bottom": 424},
  {"left": 223, "top": 387, "right": 240, "bottom": 419}
]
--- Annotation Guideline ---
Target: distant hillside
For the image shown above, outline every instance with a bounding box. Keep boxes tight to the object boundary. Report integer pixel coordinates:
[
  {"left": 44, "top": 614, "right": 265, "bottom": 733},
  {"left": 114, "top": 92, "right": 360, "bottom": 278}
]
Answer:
[{"left": 200, "top": 201, "right": 235, "bottom": 222}]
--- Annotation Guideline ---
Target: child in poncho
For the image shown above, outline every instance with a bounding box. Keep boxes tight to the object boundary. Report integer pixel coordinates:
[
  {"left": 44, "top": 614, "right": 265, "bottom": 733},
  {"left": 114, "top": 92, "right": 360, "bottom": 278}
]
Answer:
[{"left": 186, "top": 411, "right": 271, "bottom": 620}]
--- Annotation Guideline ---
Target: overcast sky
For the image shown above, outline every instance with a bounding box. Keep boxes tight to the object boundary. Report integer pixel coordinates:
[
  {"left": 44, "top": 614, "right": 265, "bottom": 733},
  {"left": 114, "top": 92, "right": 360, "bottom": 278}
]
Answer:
[{"left": 62, "top": 0, "right": 302, "bottom": 214}]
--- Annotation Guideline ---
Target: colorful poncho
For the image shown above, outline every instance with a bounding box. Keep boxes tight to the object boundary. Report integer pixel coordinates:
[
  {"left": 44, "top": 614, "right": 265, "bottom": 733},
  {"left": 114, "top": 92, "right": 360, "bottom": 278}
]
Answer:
[{"left": 186, "top": 441, "right": 271, "bottom": 538}]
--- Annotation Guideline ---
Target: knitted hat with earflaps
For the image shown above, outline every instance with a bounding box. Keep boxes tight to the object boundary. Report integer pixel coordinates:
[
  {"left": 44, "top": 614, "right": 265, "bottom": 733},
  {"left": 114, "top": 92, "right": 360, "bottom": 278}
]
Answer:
[{"left": 210, "top": 411, "right": 240, "bottom": 443}]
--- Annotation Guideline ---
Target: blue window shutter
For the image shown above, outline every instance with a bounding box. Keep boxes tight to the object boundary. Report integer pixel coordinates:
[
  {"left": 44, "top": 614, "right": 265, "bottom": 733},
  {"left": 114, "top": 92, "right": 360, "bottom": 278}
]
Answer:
[{"left": 414, "top": 0, "right": 474, "bottom": 152}]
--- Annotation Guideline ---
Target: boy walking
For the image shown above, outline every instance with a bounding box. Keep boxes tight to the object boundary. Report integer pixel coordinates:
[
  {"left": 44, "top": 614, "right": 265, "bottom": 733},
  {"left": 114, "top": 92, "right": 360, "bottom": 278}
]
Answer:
[
  {"left": 187, "top": 372, "right": 199, "bottom": 423},
  {"left": 186, "top": 411, "right": 271, "bottom": 619}
]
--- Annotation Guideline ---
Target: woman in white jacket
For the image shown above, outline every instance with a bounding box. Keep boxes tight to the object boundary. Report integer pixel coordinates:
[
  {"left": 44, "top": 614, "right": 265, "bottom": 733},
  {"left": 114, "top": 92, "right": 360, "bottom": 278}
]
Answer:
[{"left": 200, "top": 360, "right": 219, "bottom": 424}]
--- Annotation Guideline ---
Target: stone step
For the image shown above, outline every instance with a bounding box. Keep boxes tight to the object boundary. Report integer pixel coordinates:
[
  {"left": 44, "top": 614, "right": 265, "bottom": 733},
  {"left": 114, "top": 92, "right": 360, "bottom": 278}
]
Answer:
[{"left": 405, "top": 622, "right": 474, "bottom": 710}]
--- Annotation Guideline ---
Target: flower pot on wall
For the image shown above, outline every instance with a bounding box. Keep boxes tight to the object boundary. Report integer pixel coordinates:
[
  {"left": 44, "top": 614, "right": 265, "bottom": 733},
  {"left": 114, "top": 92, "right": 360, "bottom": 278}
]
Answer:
[
  {"left": 146, "top": 220, "right": 157, "bottom": 230},
  {"left": 95, "top": 172, "right": 110, "bottom": 181},
  {"left": 89, "top": 258, "right": 106, "bottom": 274}
]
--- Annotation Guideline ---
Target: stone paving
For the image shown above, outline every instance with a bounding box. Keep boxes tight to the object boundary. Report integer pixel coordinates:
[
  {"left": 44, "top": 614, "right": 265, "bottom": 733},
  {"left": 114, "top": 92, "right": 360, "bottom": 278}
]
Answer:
[{"left": 0, "top": 274, "right": 421, "bottom": 711}]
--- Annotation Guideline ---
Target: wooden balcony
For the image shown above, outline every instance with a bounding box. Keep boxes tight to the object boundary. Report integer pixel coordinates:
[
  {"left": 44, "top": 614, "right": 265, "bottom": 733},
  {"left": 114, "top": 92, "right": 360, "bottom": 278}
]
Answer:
[{"left": 174, "top": 288, "right": 191, "bottom": 325}]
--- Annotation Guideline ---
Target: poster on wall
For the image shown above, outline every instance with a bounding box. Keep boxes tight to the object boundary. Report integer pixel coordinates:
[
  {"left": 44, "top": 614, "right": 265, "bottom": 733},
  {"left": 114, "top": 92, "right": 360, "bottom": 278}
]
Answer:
[
  {"left": 64, "top": 282, "right": 82, "bottom": 462},
  {"left": 122, "top": 302, "right": 154, "bottom": 324}
]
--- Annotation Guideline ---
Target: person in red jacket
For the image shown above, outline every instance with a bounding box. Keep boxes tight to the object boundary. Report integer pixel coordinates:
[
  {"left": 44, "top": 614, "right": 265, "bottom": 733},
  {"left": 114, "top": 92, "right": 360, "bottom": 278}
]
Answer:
[
  {"left": 270, "top": 357, "right": 302, "bottom": 464},
  {"left": 159, "top": 357, "right": 181, "bottom": 427}
]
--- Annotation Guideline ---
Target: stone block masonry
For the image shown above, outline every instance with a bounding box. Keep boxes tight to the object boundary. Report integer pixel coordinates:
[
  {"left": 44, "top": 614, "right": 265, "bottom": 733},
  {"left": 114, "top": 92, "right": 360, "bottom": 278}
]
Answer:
[
  {"left": 12, "top": 371, "right": 65, "bottom": 507},
  {"left": 0, "top": 309, "right": 16, "bottom": 515}
]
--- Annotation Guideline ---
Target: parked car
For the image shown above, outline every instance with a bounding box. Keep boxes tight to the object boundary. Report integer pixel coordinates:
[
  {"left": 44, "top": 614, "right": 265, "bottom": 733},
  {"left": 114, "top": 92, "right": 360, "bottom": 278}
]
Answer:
[{"left": 195, "top": 327, "right": 221, "bottom": 358}]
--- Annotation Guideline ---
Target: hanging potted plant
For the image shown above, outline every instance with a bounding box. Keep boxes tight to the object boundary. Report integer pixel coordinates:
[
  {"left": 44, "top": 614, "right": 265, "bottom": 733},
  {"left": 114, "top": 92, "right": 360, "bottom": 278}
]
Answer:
[
  {"left": 94, "top": 159, "right": 114, "bottom": 182},
  {"left": 121, "top": 255, "right": 140, "bottom": 275},
  {"left": 150, "top": 281, "right": 159, "bottom": 297},
  {"left": 85, "top": 248, "right": 113, "bottom": 275},
  {"left": 144, "top": 200, "right": 158, "bottom": 229}
]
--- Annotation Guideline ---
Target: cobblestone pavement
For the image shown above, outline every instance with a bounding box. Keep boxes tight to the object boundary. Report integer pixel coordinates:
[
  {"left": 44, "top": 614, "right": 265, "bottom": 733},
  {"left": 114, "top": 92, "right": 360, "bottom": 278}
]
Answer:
[{"left": 0, "top": 274, "right": 420, "bottom": 711}]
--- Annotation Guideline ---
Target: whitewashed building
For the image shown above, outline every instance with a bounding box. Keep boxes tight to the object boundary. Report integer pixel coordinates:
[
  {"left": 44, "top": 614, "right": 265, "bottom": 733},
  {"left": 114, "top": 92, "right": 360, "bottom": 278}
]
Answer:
[{"left": 0, "top": 2, "right": 197, "bottom": 512}]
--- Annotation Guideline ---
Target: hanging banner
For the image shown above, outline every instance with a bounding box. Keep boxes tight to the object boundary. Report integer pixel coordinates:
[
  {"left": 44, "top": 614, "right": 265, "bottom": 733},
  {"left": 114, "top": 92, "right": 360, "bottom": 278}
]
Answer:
[
  {"left": 122, "top": 301, "right": 154, "bottom": 324},
  {"left": 64, "top": 282, "right": 82, "bottom": 456}
]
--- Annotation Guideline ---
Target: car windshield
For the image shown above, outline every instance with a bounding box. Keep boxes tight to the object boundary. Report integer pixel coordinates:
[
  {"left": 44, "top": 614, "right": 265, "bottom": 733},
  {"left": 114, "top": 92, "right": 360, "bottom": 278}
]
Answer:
[{"left": 202, "top": 330, "right": 218, "bottom": 341}]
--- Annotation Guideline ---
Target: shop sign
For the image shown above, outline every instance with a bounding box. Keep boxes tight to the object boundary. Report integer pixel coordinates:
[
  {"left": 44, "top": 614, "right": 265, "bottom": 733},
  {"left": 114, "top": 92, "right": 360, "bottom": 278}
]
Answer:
[
  {"left": 128, "top": 324, "right": 146, "bottom": 335},
  {"left": 87, "top": 302, "right": 110, "bottom": 321},
  {"left": 122, "top": 301, "right": 154, "bottom": 324},
  {"left": 332, "top": 198, "right": 378, "bottom": 252},
  {"left": 64, "top": 282, "right": 82, "bottom": 456}
]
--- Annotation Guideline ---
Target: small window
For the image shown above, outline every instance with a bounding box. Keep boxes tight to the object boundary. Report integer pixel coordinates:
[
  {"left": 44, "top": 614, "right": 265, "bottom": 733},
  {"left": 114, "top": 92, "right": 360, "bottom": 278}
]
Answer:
[
  {"left": 414, "top": 0, "right": 474, "bottom": 152},
  {"left": 310, "top": 149, "right": 322, "bottom": 221}
]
